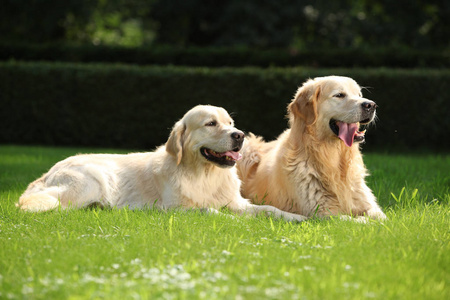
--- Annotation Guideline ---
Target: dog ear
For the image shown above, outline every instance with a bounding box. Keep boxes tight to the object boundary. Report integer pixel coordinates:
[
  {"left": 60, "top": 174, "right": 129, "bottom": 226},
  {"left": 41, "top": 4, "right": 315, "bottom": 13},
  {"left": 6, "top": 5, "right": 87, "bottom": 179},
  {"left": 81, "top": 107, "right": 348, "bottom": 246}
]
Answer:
[
  {"left": 288, "top": 79, "right": 320, "bottom": 128},
  {"left": 166, "top": 121, "right": 186, "bottom": 165}
]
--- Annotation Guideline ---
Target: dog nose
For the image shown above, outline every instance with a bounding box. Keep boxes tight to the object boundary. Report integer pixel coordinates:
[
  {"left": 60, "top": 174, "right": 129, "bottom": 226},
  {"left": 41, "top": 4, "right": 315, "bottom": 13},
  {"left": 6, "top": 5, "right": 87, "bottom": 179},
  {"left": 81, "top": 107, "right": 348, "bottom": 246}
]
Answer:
[
  {"left": 362, "top": 101, "right": 377, "bottom": 111},
  {"left": 231, "top": 131, "right": 244, "bottom": 142}
]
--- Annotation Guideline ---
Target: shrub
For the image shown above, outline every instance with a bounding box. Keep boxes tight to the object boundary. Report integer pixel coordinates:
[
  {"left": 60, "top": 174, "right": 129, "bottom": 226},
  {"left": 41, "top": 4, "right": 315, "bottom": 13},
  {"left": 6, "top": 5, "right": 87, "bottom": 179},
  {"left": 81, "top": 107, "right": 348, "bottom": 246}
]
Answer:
[
  {"left": 0, "top": 61, "right": 448, "bottom": 151},
  {"left": 0, "top": 43, "right": 448, "bottom": 68}
]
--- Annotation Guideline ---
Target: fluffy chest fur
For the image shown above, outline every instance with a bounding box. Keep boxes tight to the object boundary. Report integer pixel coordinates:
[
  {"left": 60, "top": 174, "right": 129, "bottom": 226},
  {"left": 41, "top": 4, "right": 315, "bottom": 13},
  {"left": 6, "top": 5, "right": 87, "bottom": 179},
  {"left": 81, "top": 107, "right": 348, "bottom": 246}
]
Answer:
[
  {"left": 286, "top": 145, "right": 362, "bottom": 215},
  {"left": 169, "top": 164, "right": 242, "bottom": 209}
]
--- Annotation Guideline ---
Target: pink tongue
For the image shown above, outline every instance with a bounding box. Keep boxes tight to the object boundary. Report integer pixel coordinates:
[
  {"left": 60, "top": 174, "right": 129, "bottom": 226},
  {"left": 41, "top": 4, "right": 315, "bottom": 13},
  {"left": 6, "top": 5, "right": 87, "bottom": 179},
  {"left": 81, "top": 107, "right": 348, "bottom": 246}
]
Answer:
[
  {"left": 222, "top": 151, "right": 242, "bottom": 160},
  {"left": 337, "top": 121, "right": 359, "bottom": 147}
]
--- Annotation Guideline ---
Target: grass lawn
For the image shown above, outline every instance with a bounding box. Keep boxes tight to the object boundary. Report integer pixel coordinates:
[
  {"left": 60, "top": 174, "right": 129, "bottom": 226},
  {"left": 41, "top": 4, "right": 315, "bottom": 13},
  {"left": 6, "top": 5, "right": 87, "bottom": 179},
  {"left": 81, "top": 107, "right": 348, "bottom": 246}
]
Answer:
[{"left": 0, "top": 145, "right": 448, "bottom": 299}]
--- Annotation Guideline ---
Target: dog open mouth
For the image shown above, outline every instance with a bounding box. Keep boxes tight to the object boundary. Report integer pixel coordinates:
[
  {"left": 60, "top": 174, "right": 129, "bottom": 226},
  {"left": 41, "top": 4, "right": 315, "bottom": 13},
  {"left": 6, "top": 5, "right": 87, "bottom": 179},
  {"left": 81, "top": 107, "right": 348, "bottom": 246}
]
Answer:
[
  {"left": 329, "top": 119, "right": 370, "bottom": 147},
  {"left": 200, "top": 147, "right": 242, "bottom": 167}
]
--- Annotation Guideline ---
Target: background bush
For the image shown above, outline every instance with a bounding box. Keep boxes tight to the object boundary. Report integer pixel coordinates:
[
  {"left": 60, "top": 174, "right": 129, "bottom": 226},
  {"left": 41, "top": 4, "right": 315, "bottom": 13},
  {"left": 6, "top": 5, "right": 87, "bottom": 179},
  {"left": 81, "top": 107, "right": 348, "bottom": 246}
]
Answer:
[
  {"left": 1, "top": 61, "right": 448, "bottom": 151},
  {"left": 1, "top": 43, "right": 448, "bottom": 68}
]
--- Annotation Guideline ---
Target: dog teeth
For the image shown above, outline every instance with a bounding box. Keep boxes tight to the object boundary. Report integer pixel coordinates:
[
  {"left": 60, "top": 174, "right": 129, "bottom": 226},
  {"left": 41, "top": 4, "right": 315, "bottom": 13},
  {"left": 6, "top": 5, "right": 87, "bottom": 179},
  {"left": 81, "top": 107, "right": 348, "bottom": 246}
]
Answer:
[
  {"left": 205, "top": 148, "right": 235, "bottom": 161},
  {"left": 208, "top": 149, "right": 220, "bottom": 157}
]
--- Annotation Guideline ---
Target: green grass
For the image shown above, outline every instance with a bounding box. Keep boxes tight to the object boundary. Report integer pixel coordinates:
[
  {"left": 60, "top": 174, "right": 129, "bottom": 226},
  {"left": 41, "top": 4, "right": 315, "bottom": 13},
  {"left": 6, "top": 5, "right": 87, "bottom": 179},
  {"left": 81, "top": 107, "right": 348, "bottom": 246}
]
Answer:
[{"left": 0, "top": 145, "right": 448, "bottom": 300}]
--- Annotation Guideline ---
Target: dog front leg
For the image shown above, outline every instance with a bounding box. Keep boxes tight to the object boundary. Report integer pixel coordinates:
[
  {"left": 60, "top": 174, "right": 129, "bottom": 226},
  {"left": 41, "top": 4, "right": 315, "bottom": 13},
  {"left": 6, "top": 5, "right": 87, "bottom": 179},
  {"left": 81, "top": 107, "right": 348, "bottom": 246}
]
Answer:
[
  {"left": 354, "top": 183, "right": 387, "bottom": 220},
  {"left": 240, "top": 203, "right": 308, "bottom": 222}
]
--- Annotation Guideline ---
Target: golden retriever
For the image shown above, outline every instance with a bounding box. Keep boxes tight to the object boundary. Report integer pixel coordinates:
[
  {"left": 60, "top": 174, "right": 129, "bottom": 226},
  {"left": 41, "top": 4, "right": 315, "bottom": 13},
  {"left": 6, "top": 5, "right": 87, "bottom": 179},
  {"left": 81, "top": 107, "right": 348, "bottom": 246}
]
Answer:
[
  {"left": 237, "top": 76, "right": 386, "bottom": 220},
  {"left": 17, "top": 105, "right": 307, "bottom": 222}
]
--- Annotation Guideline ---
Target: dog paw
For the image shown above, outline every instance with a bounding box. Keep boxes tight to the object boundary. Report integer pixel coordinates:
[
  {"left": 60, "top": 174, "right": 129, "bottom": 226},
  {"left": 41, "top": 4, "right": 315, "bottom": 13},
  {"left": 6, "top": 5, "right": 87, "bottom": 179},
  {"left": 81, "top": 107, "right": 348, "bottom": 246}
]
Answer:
[
  {"left": 366, "top": 209, "right": 387, "bottom": 220},
  {"left": 288, "top": 213, "right": 308, "bottom": 222}
]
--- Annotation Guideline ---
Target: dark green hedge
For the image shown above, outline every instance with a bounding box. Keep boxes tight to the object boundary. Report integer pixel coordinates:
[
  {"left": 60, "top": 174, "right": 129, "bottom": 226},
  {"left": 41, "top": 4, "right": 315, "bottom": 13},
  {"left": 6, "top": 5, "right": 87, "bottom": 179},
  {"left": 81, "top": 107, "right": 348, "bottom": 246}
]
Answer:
[
  {"left": 1, "top": 61, "right": 449, "bottom": 151},
  {"left": 1, "top": 44, "right": 449, "bottom": 68}
]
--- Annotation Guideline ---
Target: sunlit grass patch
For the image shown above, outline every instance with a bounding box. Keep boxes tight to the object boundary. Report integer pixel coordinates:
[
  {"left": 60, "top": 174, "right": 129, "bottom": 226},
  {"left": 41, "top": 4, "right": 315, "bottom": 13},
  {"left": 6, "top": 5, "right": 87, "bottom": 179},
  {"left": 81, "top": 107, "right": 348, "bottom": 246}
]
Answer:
[{"left": 0, "top": 146, "right": 448, "bottom": 299}]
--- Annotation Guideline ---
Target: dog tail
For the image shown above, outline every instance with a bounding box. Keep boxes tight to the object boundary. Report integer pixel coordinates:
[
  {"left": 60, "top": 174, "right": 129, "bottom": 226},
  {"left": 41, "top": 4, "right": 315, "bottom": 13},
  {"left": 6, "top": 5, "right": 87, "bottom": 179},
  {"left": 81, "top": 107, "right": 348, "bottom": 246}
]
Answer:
[
  {"left": 17, "top": 180, "right": 61, "bottom": 212},
  {"left": 237, "top": 133, "right": 264, "bottom": 183},
  {"left": 17, "top": 193, "right": 60, "bottom": 212}
]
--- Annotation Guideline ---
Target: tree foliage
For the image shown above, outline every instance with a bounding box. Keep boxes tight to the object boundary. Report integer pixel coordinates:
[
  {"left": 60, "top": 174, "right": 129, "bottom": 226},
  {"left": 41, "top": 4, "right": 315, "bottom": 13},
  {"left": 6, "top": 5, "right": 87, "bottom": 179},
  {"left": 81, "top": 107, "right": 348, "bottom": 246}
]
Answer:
[{"left": 0, "top": 0, "right": 448, "bottom": 49}]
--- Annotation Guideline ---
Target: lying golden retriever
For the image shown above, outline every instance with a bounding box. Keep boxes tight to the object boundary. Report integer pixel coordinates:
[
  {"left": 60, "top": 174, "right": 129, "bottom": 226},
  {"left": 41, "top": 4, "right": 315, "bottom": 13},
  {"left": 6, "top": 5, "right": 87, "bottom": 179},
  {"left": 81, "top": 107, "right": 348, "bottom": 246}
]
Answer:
[
  {"left": 17, "top": 105, "right": 307, "bottom": 222},
  {"left": 237, "top": 76, "right": 386, "bottom": 220}
]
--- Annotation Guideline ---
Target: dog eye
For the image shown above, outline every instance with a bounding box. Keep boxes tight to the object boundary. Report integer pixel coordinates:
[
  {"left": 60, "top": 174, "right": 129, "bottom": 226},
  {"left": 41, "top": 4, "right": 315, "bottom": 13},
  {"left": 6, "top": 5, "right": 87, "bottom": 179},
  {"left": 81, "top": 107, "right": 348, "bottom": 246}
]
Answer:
[
  {"left": 334, "top": 93, "right": 346, "bottom": 98},
  {"left": 205, "top": 121, "right": 217, "bottom": 127}
]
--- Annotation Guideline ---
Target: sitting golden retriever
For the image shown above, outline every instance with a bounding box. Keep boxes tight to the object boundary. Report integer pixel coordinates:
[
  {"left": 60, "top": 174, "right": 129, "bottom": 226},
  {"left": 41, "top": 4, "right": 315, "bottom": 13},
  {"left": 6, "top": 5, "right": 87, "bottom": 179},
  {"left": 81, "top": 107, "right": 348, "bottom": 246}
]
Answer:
[
  {"left": 237, "top": 76, "right": 386, "bottom": 220},
  {"left": 17, "top": 105, "right": 307, "bottom": 222}
]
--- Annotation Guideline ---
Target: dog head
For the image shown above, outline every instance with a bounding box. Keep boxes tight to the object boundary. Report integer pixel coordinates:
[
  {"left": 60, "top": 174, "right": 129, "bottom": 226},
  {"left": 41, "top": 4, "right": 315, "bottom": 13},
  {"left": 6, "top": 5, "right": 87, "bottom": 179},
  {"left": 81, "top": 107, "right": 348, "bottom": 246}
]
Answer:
[
  {"left": 166, "top": 105, "right": 244, "bottom": 167},
  {"left": 288, "top": 76, "right": 377, "bottom": 147}
]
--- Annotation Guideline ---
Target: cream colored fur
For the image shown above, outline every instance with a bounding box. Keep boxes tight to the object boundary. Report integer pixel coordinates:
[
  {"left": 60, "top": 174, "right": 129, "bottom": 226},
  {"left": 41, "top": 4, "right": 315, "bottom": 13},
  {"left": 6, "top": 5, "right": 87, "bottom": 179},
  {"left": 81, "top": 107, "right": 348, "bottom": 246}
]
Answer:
[
  {"left": 237, "top": 76, "right": 386, "bottom": 220},
  {"left": 18, "top": 105, "right": 307, "bottom": 222}
]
